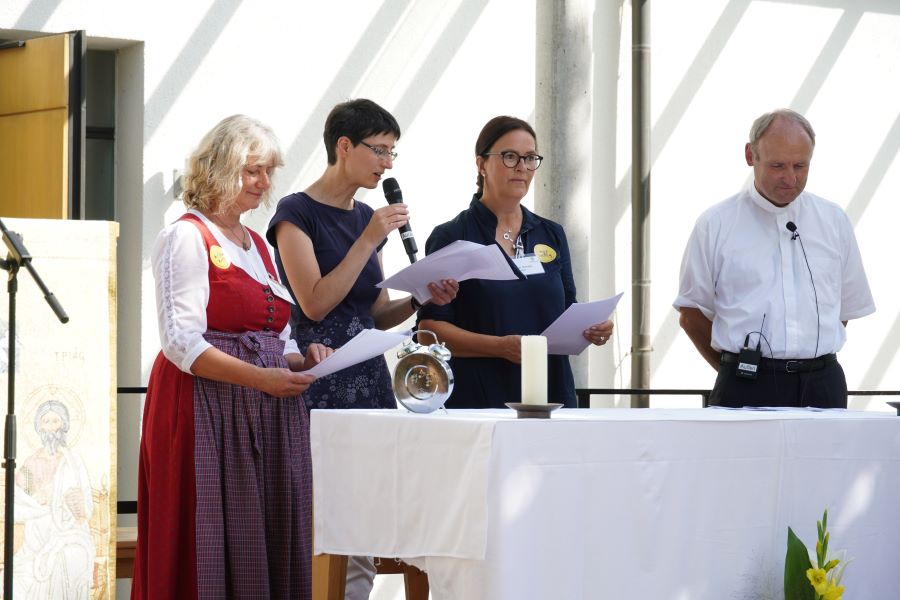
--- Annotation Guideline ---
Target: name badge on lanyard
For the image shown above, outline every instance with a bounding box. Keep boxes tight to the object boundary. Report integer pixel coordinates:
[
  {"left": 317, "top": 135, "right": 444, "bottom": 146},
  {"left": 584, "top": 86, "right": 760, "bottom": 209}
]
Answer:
[{"left": 513, "top": 254, "right": 545, "bottom": 276}]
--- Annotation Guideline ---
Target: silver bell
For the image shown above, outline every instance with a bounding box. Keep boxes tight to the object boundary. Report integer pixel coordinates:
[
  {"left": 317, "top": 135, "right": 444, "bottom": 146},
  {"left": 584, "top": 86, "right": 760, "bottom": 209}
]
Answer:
[{"left": 392, "top": 329, "right": 454, "bottom": 414}]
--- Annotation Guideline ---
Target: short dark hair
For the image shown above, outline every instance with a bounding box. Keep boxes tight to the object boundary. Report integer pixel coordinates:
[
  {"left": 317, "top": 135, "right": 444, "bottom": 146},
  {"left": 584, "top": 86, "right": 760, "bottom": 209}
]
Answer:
[
  {"left": 323, "top": 99, "right": 401, "bottom": 165},
  {"left": 474, "top": 116, "right": 537, "bottom": 195}
]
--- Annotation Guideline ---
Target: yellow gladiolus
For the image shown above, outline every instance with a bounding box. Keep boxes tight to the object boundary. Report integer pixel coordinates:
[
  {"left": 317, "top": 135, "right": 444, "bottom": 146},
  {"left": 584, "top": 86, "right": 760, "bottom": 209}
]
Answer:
[
  {"left": 806, "top": 568, "right": 828, "bottom": 595},
  {"left": 822, "top": 583, "right": 844, "bottom": 600},
  {"left": 788, "top": 510, "right": 852, "bottom": 600}
]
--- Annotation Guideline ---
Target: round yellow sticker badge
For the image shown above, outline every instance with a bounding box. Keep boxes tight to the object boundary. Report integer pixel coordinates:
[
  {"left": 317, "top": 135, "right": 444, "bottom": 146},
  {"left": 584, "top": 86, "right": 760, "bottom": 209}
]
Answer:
[
  {"left": 533, "top": 244, "right": 557, "bottom": 263},
  {"left": 210, "top": 245, "right": 230, "bottom": 269}
]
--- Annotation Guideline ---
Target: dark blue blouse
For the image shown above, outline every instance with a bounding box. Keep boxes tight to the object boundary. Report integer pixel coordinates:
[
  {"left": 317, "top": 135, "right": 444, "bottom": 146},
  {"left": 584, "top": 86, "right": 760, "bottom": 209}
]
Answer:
[
  {"left": 266, "top": 192, "right": 394, "bottom": 410},
  {"left": 418, "top": 195, "right": 577, "bottom": 408}
]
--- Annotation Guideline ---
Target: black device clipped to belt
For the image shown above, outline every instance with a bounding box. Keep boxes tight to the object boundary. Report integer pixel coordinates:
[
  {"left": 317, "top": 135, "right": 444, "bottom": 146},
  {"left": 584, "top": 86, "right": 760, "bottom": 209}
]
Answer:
[
  {"left": 735, "top": 314, "right": 766, "bottom": 380},
  {"left": 736, "top": 343, "right": 761, "bottom": 380}
]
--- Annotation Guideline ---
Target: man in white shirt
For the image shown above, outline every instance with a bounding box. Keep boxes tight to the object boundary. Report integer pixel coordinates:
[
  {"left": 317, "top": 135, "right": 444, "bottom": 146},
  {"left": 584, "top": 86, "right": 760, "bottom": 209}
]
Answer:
[{"left": 674, "top": 109, "right": 875, "bottom": 408}]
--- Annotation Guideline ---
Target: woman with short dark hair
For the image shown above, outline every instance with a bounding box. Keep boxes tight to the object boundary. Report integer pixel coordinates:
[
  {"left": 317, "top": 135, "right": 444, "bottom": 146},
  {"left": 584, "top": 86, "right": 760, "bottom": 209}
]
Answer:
[
  {"left": 266, "top": 99, "right": 457, "bottom": 412},
  {"left": 267, "top": 99, "right": 458, "bottom": 599}
]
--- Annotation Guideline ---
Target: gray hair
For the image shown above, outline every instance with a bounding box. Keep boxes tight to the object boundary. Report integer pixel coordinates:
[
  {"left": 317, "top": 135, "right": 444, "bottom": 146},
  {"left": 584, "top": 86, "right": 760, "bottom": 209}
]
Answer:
[
  {"left": 748, "top": 109, "right": 816, "bottom": 158},
  {"left": 34, "top": 399, "right": 71, "bottom": 434}
]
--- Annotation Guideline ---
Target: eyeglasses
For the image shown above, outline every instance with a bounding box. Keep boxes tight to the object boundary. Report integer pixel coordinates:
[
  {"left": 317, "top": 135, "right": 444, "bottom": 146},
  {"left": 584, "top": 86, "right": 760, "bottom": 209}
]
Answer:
[
  {"left": 482, "top": 151, "right": 544, "bottom": 170},
  {"left": 359, "top": 141, "right": 398, "bottom": 161}
]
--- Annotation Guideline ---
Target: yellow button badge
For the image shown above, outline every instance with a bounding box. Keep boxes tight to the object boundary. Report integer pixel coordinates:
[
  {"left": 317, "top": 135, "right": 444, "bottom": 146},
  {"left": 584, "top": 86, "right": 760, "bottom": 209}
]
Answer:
[
  {"left": 210, "top": 245, "right": 230, "bottom": 269},
  {"left": 533, "top": 244, "right": 557, "bottom": 263}
]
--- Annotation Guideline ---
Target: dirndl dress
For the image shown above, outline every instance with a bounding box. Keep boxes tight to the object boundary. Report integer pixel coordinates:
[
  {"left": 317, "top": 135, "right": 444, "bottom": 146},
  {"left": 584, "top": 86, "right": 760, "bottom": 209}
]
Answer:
[{"left": 132, "top": 214, "right": 312, "bottom": 600}]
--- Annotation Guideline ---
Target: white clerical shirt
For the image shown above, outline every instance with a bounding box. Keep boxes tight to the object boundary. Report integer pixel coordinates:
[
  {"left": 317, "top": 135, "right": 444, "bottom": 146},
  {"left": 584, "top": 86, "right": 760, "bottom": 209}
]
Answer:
[{"left": 674, "top": 185, "right": 875, "bottom": 359}]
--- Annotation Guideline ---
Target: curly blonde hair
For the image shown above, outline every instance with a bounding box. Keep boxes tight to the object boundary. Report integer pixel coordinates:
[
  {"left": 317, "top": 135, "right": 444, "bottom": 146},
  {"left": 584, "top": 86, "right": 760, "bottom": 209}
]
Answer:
[{"left": 182, "top": 114, "right": 284, "bottom": 214}]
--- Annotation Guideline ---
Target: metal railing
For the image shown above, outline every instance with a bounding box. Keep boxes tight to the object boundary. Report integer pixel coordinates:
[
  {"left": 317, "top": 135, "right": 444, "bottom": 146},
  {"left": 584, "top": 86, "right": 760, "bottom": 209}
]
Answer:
[
  {"left": 575, "top": 388, "right": 900, "bottom": 409},
  {"left": 576, "top": 388, "right": 711, "bottom": 408}
]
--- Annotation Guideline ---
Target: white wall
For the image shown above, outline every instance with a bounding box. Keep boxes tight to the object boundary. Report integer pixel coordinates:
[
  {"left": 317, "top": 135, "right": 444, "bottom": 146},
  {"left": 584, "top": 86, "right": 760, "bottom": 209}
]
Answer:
[{"left": 2, "top": 0, "right": 899, "bottom": 595}]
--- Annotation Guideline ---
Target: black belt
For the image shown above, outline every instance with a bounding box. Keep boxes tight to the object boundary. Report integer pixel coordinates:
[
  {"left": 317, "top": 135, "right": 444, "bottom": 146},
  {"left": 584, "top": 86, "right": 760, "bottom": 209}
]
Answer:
[{"left": 720, "top": 352, "right": 837, "bottom": 374}]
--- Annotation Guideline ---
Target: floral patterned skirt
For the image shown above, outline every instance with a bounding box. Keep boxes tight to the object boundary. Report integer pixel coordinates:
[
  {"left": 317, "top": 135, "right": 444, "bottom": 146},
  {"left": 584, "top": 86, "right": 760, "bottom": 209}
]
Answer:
[{"left": 293, "top": 315, "right": 396, "bottom": 410}]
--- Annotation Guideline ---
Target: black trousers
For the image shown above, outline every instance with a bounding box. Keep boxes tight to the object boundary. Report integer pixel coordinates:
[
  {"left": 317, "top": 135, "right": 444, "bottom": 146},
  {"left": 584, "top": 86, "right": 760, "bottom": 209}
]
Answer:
[{"left": 709, "top": 358, "right": 848, "bottom": 409}]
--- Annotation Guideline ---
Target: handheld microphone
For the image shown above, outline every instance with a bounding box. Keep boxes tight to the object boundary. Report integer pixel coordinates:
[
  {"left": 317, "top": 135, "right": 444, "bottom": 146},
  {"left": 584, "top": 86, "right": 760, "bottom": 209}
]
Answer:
[
  {"left": 786, "top": 221, "right": 798, "bottom": 240},
  {"left": 382, "top": 177, "right": 418, "bottom": 263}
]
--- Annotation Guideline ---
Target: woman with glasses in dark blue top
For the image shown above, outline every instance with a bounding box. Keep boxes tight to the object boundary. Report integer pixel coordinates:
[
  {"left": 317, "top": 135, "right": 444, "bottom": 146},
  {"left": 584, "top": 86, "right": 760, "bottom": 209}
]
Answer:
[
  {"left": 266, "top": 99, "right": 457, "bottom": 414},
  {"left": 418, "top": 115, "right": 613, "bottom": 409},
  {"left": 266, "top": 99, "right": 458, "bottom": 598}
]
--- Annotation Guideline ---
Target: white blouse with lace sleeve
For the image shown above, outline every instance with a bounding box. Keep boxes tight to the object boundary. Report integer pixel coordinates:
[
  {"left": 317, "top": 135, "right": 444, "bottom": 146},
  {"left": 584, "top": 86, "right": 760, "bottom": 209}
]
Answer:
[{"left": 152, "top": 210, "right": 300, "bottom": 374}]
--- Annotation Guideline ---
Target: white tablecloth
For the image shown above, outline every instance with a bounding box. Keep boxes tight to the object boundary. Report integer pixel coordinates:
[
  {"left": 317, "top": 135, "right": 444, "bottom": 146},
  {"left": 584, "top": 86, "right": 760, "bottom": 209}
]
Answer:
[{"left": 311, "top": 408, "right": 900, "bottom": 599}]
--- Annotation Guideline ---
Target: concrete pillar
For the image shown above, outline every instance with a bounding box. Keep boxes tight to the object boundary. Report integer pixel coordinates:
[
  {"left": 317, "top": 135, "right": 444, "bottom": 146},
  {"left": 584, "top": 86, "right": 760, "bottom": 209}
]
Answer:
[
  {"left": 535, "top": 0, "right": 594, "bottom": 393},
  {"left": 591, "top": 1, "right": 626, "bottom": 407},
  {"left": 630, "top": 0, "right": 651, "bottom": 407},
  {"left": 116, "top": 42, "right": 145, "bottom": 530}
]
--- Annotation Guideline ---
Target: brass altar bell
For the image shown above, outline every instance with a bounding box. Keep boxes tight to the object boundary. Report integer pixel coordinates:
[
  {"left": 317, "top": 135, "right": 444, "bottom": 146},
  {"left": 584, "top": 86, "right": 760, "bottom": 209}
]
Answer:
[{"left": 392, "top": 329, "right": 454, "bottom": 413}]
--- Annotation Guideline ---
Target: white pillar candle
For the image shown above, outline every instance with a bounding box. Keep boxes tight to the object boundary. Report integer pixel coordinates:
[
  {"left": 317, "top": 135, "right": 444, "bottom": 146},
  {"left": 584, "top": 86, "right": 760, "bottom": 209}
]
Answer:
[{"left": 520, "top": 335, "right": 548, "bottom": 405}]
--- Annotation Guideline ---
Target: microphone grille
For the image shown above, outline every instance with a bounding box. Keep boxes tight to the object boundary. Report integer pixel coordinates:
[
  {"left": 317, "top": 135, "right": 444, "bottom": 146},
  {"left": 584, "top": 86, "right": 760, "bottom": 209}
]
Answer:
[{"left": 383, "top": 177, "right": 402, "bottom": 203}]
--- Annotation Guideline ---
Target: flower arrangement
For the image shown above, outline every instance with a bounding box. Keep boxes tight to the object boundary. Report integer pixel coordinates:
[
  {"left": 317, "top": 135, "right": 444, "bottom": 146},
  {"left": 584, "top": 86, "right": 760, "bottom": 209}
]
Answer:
[{"left": 784, "top": 510, "right": 852, "bottom": 600}]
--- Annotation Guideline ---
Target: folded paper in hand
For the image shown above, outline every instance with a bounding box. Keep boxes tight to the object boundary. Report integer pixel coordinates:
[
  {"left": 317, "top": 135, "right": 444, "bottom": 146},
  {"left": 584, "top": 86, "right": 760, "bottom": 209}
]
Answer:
[
  {"left": 377, "top": 240, "right": 519, "bottom": 303},
  {"left": 541, "top": 292, "right": 624, "bottom": 355},
  {"left": 305, "top": 328, "right": 409, "bottom": 378}
]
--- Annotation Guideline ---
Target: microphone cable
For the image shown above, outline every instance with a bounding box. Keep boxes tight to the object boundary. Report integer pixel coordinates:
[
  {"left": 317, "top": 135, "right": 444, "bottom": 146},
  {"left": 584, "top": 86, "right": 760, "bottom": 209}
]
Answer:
[
  {"left": 785, "top": 221, "right": 820, "bottom": 406},
  {"left": 785, "top": 222, "right": 820, "bottom": 359}
]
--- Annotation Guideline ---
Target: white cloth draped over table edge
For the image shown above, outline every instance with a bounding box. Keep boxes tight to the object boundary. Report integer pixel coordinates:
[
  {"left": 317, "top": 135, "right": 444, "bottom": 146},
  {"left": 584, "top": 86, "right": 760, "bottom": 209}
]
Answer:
[
  {"left": 310, "top": 407, "right": 896, "bottom": 560},
  {"left": 311, "top": 408, "right": 900, "bottom": 599}
]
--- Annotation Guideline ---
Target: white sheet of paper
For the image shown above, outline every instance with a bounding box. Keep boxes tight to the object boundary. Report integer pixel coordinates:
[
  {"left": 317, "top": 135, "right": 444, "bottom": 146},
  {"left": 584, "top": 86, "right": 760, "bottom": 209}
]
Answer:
[
  {"left": 541, "top": 292, "right": 624, "bottom": 355},
  {"left": 377, "top": 240, "right": 519, "bottom": 303},
  {"left": 304, "top": 328, "right": 410, "bottom": 378}
]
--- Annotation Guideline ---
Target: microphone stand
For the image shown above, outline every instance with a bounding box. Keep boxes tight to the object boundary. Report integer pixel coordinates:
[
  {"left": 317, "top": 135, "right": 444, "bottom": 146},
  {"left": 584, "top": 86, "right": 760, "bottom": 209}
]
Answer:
[{"left": 0, "top": 218, "right": 68, "bottom": 599}]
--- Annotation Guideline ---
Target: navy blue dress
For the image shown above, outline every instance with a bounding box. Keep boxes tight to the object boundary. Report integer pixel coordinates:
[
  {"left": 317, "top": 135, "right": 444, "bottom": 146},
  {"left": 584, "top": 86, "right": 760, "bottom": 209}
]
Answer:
[
  {"left": 418, "top": 195, "right": 578, "bottom": 408},
  {"left": 266, "top": 192, "right": 395, "bottom": 410}
]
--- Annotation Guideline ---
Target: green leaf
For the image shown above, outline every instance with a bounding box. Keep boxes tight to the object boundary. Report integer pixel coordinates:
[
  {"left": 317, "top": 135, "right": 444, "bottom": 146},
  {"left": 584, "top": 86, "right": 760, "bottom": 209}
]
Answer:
[{"left": 785, "top": 528, "right": 816, "bottom": 600}]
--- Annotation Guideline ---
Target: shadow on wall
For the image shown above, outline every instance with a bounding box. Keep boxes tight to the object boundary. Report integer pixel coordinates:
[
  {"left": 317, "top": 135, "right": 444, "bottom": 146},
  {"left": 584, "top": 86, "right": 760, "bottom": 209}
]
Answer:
[
  {"left": 844, "top": 112, "right": 900, "bottom": 226},
  {"left": 280, "top": 0, "right": 490, "bottom": 203},
  {"left": 141, "top": 0, "right": 491, "bottom": 240},
  {"left": 142, "top": 172, "right": 180, "bottom": 254},
  {"left": 857, "top": 309, "right": 900, "bottom": 402},
  {"left": 620, "top": 0, "right": 900, "bottom": 382},
  {"left": 13, "top": 0, "right": 64, "bottom": 30},
  {"left": 143, "top": 0, "right": 245, "bottom": 143},
  {"left": 280, "top": 0, "right": 416, "bottom": 203}
]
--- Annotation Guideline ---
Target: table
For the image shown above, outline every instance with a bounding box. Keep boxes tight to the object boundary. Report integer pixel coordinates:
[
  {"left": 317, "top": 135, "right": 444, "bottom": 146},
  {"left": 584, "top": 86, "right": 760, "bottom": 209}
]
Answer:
[
  {"left": 116, "top": 527, "right": 137, "bottom": 579},
  {"left": 311, "top": 408, "right": 900, "bottom": 599}
]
